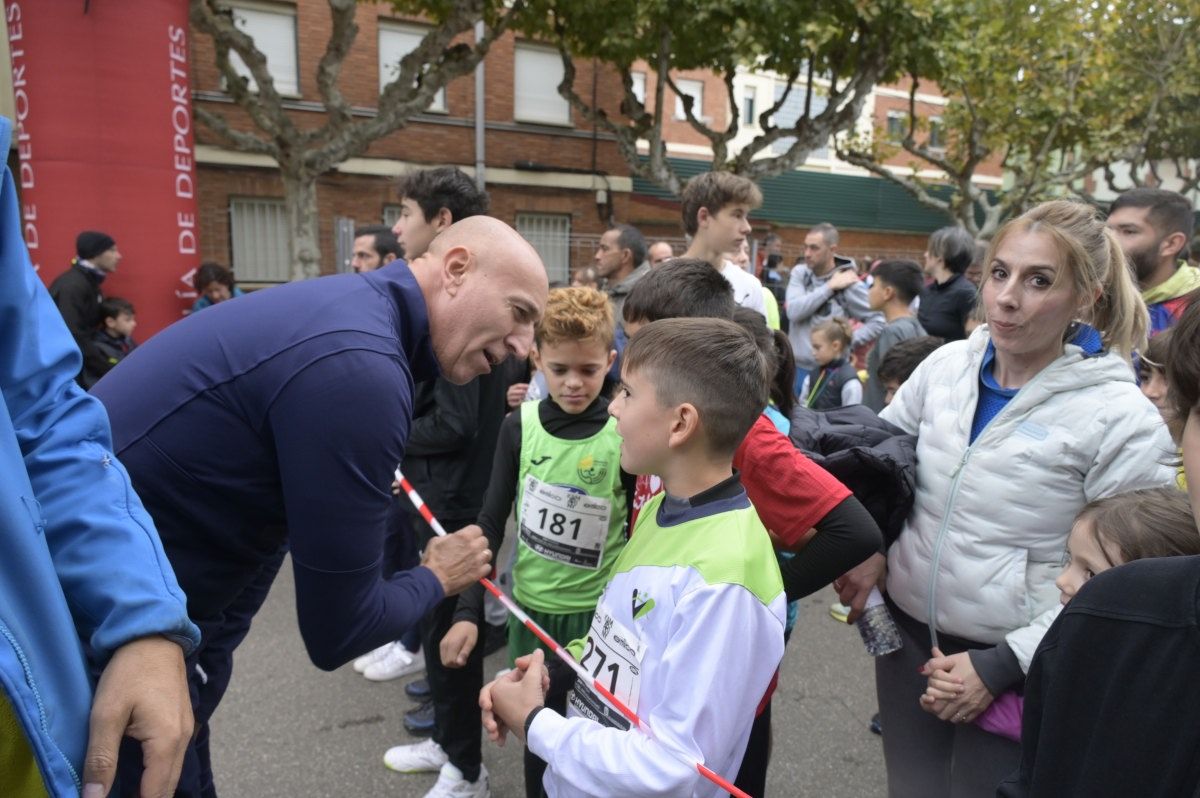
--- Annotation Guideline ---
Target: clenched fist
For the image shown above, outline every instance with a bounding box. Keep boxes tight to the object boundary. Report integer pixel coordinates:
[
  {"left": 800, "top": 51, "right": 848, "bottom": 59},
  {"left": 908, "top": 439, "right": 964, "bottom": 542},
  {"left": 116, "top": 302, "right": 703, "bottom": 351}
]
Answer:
[{"left": 422, "top": 525, "right": 492, "bottom": 596}]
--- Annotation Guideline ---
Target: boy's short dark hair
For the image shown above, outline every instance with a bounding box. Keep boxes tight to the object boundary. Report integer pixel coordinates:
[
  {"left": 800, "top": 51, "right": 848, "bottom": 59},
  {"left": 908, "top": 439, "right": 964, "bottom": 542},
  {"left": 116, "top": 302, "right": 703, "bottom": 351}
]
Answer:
[
  {"left": 1110, "top": 188, "right": 1195, "bottom": 251},
  {"left": 354, "top": 225, "right": 401, "bottom": 260},
  {"left": 1166, "top": 291, "right": 1200, "bottom": 423},
  {"left": 623, "top": 317, "right": 767, "bottom": 456},
  {"left": 194, "top": 261, "right": 235, "bottom": 292},
  {"left": 871, "top": 259, "right": 925, "bottom": 304},
  {"left": 395, "top": 167, "right": 489, "bottom": 224},
  {"left": 679, "top": 172, "right": 763, "bottom": 236},
  {"left": 99, "top": 296, "right": 134, "bottom": 321},
  {"left": 876, "top": 335, "right": 943, "bottom": 384},
  {"left": 622, "top": 258, "right": 736, "bottom": 324}
]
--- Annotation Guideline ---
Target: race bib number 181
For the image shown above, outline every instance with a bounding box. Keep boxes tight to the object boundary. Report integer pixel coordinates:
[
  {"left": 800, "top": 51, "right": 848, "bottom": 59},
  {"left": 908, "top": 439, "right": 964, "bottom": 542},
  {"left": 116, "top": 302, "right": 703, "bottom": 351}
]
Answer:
[{"left": 519, "top": 475, "right": 611, "bottom": 569}]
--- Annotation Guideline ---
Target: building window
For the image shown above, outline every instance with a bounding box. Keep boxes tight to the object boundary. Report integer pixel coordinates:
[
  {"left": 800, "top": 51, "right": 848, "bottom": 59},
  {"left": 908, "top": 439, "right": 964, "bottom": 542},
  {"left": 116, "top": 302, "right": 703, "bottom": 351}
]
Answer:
[
  {"left": 516, "top": 212, "right": 571, "bottom": 283},
  {"left": 378, "top": 22, "right": 447, "bottom": 112},
  {"left": 674, "top": 78, "right": 703, "bottom": 121},
  {"left": 230, "top": 197, "right": 291, "bottom": 282},
  {"left": 383, "top": 204, "right": 403, "bottom": 228},
  {"left": 771, "top": 81, "right": 828, "bottom": 159},
  {"left": 885, "top": 110, "right": 906, "bottom": 142},
  {"left": 741, "top": 88, "right": 757, "bottom": 127},
  {"left": 630, "top": 71, "right": 646, "bottom": 105},
  {"left": 928, "top": 116, "right": 945, "bottom": 150},
  {"left": 228, "top": 3, "right": 299, "bottom": 96},
  {"left": 514, "top": 43, "right": 570, "bottom": 125}
]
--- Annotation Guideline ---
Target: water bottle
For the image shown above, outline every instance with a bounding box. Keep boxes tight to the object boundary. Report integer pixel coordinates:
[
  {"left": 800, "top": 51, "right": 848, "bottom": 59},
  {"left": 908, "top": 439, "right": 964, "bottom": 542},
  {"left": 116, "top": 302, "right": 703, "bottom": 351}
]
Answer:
[{"left": 855, "top": 587, "right": 903, "bottom": 656}]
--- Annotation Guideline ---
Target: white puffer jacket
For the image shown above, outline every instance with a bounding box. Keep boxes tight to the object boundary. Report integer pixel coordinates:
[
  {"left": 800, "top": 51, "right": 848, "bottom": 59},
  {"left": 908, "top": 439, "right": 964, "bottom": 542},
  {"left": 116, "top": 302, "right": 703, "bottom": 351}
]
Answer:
[{"left": 880, "top": 326, "right": 1174, "bottom": 670}]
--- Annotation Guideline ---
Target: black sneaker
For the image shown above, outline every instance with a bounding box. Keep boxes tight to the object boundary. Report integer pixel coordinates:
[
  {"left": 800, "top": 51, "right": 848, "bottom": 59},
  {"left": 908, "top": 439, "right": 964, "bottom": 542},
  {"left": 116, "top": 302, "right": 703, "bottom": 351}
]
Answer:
[
  {"left": 405, "top": 677, "right": 431, "bottom": 701},
  {"left": 404, "top": 700, "right": 436, "bottom": 735},
  {"left": 869, "top": 712, "right": 882, "bottom": 736},
  {"left": 482, "top": 622, "right": 507, "bottom": 657}
]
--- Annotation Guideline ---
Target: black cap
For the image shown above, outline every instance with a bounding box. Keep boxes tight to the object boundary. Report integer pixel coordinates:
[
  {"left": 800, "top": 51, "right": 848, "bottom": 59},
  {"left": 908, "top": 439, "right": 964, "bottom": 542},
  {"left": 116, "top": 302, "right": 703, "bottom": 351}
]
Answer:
[{"left": 76, "top": 231, "right": 116, "bottom": 260}]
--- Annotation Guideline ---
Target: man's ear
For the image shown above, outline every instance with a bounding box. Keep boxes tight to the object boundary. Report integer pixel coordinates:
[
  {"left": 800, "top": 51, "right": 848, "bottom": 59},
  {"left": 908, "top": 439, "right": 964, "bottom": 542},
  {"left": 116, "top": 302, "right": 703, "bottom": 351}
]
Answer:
[
  {"left": 667, "top": 402, "right": 700, "bottom": 449},
  {"left": 434, "top": 207, "right": 455, "bottom": 234},
  {"left": 696, "top": 206, "right": 711, "bottom": 230},
  {"left": 442, "top": 244, "right": 472, "bottom": 296},
  {"left": 1160, "top": 231, "right": 1187, "bottom": 264}
]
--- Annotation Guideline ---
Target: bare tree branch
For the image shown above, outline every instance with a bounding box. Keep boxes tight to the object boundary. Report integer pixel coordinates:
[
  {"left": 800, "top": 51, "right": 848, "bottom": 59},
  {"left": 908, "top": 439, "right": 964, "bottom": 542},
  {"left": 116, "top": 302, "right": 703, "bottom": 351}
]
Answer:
[
  {"left": 310, "top": 0, "right": 359, "bottom": 145},
  {"left": 190, "top": 0, "right": 297, "bottom": 142},
  {"left": 194, "top": 106, "right": 279, "bottom": 158}
]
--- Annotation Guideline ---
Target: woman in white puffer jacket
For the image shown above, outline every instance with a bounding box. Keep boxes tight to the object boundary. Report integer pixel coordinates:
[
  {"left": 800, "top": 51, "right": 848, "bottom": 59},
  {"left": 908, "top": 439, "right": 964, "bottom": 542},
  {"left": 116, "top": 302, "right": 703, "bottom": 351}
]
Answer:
[{"left": 841, "top": 201, "right": 1175, "bottom": 797}]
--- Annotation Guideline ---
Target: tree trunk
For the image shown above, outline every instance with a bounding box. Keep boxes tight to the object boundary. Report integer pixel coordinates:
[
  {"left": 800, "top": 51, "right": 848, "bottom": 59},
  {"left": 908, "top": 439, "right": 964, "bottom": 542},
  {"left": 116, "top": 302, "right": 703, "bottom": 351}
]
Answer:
[{"left": 282, "top": 171, "right": 321, "bottom": 281}]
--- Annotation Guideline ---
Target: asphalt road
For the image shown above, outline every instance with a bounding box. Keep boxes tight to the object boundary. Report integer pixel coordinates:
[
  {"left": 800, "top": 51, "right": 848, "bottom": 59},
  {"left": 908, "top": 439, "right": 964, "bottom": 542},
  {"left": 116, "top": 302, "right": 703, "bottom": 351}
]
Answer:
[{"left": 210, "top": 558, "right": 887, "bottom": 797}]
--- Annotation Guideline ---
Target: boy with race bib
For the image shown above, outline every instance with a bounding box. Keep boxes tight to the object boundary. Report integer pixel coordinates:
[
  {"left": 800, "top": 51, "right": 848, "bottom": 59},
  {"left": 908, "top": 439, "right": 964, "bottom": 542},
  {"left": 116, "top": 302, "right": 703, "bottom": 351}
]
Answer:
[
  {"left": 442, "top": 286, "right": 633, "bottom": 797},
  {"left": 481, "top": 318, "right": 787, "bottom": 798}
]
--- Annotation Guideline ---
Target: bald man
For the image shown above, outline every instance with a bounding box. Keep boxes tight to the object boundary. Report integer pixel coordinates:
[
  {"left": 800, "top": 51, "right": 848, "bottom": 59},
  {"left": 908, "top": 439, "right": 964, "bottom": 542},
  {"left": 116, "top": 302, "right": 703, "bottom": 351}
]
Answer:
[
  {"left": 92, "top": 216, "right": 548, "bottom": 796},
  {"left": 647, "top": 240, "right": 674, "bottom": 267}
]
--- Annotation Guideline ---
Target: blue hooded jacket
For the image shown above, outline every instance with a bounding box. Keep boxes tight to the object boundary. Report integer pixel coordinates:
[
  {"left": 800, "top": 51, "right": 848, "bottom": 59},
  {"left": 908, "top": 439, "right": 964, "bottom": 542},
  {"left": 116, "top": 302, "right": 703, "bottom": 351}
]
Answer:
[{"left": 0, "top": 116, "right": 200, "bottom": 796}]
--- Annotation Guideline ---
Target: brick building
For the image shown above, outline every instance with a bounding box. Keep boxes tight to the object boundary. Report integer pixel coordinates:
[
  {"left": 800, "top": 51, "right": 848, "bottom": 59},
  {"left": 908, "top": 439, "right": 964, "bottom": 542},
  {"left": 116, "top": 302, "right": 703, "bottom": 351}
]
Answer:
[
  {"left": 624, "top": 63, "right": 1005, "bottom": 264},
  {"left": 188, "top": 0, "right": 634, "bottom": 286}
]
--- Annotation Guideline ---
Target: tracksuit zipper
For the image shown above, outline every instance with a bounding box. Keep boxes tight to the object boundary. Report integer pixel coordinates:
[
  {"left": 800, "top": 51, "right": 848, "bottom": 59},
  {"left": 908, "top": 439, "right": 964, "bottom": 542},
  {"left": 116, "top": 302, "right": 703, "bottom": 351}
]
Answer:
[
  {"left": 924, "top": 365, "right": 1052, "bottom": 650},
  {"left": 0, "top": 620, "right": 82, "bottom": 791}
]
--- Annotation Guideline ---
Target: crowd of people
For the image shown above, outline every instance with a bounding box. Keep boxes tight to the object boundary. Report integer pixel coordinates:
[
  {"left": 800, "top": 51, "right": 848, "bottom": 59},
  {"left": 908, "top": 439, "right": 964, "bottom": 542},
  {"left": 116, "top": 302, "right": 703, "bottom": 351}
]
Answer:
[{"left": 5, "top": 117, "right": 1200, "bottom": 798}]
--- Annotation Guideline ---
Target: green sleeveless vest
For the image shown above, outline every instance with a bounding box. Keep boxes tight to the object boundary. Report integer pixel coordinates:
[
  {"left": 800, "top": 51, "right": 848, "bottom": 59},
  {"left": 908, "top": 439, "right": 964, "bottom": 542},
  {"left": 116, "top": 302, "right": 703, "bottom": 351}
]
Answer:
[{"left": 513, "top": 401, "right": 628, "bottom": 613}]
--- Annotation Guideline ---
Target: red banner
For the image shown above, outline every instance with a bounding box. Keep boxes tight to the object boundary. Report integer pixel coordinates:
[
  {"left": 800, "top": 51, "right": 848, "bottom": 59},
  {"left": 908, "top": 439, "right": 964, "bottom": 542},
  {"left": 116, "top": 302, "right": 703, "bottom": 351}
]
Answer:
[{"left": 7, "top": 0, "right": 198, "bottom": 338}]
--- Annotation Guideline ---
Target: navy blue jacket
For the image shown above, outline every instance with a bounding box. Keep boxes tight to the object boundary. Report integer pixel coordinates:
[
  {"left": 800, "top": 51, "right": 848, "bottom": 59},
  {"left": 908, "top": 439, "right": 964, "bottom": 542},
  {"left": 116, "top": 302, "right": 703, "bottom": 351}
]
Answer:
[{"left": 93, "top": 262, "right": 444, "bottom": 670}]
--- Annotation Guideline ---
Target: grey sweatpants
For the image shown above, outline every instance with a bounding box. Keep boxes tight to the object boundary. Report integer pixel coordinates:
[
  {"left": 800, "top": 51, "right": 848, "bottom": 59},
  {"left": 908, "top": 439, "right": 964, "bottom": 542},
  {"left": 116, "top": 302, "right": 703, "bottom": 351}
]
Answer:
[{"left": 874, "top": 607, "right": 1022, "bottom": 798}]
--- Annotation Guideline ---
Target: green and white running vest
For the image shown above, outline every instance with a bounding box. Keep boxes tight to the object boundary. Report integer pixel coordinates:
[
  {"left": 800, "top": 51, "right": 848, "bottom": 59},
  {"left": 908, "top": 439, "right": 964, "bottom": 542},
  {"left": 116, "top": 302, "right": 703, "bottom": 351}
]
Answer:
[{"left": 514, "top": 400, "right": 628, "bottom": 614}]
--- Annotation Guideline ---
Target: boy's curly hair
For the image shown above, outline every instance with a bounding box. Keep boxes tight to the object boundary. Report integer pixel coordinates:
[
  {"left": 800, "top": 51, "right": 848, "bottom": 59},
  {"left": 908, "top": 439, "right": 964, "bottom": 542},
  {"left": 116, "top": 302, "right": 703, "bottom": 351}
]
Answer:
[{"left": 536, "top": 286, "right": 615, "bottom": 349}]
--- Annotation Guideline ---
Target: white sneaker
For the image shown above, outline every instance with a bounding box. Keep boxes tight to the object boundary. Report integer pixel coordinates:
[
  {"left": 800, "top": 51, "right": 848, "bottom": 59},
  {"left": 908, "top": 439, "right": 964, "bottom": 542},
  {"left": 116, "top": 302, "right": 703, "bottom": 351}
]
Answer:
[
  {"left": 364, "top": 644, "right": 425, "bottom": 681},
  {"left": 383, "top": 738, "right": 448, "bottom": 773},
  {"left": 424, "top": 762, "right": 489, "bottom": 798},
  {"left": 353, "top": 641, "right": 396, "bottom": 673}
]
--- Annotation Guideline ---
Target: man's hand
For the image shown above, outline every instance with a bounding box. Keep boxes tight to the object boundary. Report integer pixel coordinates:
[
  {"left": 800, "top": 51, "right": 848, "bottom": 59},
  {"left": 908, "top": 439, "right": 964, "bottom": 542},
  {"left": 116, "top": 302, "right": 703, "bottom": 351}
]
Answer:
[
  {"left": 827, "top": 268, "right": 859, "bottom": 292},
  {"left": 421, "top": 525, "right": 492, "bottom": 596},
  {"left": 832, "top": 551, "right": 887, "bottom": 623},
  {"left": 441, "top": 620, "right": 479, "bottom": 668},
  {"left": 83, "top": 636, "right": 192, "bottom": 798}
]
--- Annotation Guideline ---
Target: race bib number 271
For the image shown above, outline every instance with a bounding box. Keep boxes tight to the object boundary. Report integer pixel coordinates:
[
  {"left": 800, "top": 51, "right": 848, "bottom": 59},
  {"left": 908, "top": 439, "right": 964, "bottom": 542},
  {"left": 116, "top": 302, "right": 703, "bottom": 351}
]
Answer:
[{"left": 568, "top": 607, "right": 645, "bottom": 730}]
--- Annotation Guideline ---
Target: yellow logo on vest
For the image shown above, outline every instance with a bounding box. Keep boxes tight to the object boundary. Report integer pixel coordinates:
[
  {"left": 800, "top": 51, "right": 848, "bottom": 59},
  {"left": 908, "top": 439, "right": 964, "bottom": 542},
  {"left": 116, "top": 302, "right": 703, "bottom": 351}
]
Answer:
[{"left": 577, "top": 454, "right": 609, "bottom": 485}]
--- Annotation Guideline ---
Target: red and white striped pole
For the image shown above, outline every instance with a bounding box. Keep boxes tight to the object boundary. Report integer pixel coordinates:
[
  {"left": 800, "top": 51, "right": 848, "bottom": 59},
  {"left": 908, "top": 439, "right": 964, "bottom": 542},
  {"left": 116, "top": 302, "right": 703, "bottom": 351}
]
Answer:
[{"left": 395, "top": 468, "right": 750, "bottom": 798}]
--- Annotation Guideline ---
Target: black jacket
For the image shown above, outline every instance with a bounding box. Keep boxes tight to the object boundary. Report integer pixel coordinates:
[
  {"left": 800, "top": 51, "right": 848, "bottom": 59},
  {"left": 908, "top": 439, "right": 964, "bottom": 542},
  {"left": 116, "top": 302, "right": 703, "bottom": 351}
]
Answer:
[
  {"left": 997, "top": 556, "right": 1200, "bottom": 798},
  {"left": 49, "top": 263, "right": 106, "bottom": 384},
  {"left": 788, "top": 404, "right": 916, "bottom": 548},
  {"left": 84, "top": 331, "right": 137, "bottom": 390},
  {"left": 402, "top": 356, "right": 525, "bottom": 520}
]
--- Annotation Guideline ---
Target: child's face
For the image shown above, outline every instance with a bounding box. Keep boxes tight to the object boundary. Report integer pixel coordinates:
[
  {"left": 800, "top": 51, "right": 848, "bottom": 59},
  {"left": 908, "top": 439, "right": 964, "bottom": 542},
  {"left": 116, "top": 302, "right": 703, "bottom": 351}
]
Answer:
[
  {"left": 609, "top": 367, "right": 674, "bottom": 475},
  {"left": 203, "top": 282, "right": 232, "bottom": 304},
  {"left": 811, "top": 331, "right": 841, "bottom": 366},
  {"left": 882, "top": 378, "right": 903, "bottom": 406},
  {"left": 1055, "top": 517, "right": 1121, "bottom": 604},
  {"left": 1139, "top": 367, "right": 1173, "bottom": 424},
  {"left": 701, "top": 203, "right": 753, "bottom": 255},
  {"left": 867, "top": 278, "right": 890, "bottom": 311},
  {"left": 107, "top": 311, "right": 136, "bottom": 338},
  {"left": 532, "top": 338, "right": 614, "bottom": 415},
  {"left": 622, "top": 318, "right": 645, "bottom": 340},
  {"left": 391, "top": 197, "right": 441, "bottom": 260}
]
